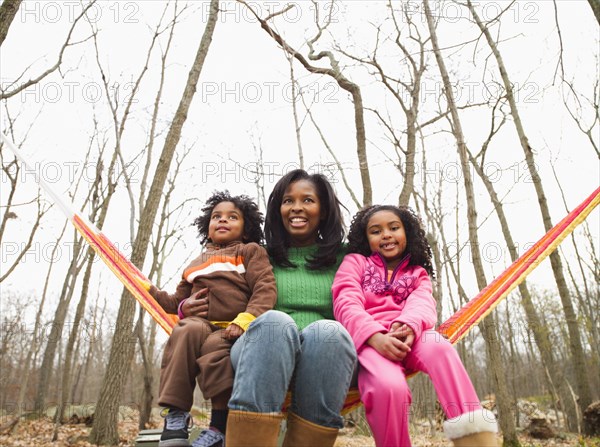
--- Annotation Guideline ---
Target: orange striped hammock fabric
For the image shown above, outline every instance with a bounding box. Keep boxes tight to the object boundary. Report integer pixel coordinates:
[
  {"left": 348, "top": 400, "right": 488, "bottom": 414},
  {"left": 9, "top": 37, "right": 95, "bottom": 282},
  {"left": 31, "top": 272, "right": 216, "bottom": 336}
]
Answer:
[{"left": 3, "top": 134, "right": 598, "bottom": 415}]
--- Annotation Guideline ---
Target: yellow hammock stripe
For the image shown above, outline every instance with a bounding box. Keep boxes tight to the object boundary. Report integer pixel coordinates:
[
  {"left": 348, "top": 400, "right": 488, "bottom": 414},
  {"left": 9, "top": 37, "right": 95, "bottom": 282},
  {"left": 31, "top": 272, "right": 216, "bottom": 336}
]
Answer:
[
  {"left": 2, "top": 133, "right": 598, "bottom": 415},
  {"left": 437, "top": 186, "right": 600, "bottom": 344}
]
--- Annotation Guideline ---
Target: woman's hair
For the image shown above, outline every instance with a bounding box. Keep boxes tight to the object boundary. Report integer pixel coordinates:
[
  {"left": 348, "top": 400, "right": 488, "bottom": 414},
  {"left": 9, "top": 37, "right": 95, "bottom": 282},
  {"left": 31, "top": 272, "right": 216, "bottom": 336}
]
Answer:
[
  {"left": 193, "top": 190, "right": 264, "bottom": 245},
  {"left": 265, "top": 169, "right": 345, "bottom": 269},
  {"left": 347, "top": 205, "right": 434, "bottom": 278}
]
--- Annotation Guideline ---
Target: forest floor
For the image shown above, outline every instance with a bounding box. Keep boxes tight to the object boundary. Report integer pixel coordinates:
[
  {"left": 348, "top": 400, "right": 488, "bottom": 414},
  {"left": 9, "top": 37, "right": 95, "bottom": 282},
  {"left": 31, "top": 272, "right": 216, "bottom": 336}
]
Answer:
[{"left": 0, "top": 408, "right": 598, "bottom": 446}]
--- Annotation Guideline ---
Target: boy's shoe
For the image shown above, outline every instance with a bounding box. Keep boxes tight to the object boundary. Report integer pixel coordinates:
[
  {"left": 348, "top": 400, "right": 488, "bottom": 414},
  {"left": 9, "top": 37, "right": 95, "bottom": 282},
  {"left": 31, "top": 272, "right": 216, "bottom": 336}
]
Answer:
[
  {"left": 192, "top": 429, "right": 224, "bottom": 447},
  {"left": 159, "top": 408, "right": 192, "bottom": 447}
]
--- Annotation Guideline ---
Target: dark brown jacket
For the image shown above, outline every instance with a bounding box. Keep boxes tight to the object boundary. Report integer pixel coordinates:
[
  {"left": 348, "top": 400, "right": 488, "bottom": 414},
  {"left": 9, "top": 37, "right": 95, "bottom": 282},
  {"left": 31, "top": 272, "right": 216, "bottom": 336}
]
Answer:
[{"left": 150, "top": 241, "right": 276, "bottom": 322}]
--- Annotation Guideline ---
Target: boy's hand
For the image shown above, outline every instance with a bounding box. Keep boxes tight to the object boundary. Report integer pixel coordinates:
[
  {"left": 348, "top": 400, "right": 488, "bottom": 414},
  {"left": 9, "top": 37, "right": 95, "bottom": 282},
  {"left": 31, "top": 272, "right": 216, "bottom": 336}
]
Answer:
[
  {"left": 367, "top": 332, "right": 411, "bottom": 362},
  {"left": 181, "top": 288, "right": 209, "bottom": 318},
  {"left": 224, "top": 323, "right": 244, "bottom": 340},
  {"left": 389, "top": 323, "right": 415, "bottom": 348}
]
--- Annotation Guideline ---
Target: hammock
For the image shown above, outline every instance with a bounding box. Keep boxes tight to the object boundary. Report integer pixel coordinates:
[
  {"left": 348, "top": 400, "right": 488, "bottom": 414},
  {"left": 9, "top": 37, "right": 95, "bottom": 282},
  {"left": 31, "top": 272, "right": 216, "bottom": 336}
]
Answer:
[{"left": 2, "top": 133, "right": 599, "bottom": 414}]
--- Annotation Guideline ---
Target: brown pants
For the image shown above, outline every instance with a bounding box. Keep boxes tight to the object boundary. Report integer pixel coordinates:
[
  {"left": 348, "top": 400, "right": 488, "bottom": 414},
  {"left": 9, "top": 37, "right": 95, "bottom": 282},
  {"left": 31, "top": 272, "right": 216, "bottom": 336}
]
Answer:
[{"left": 158, "top": 316, "right": 234, "bottom": 411}]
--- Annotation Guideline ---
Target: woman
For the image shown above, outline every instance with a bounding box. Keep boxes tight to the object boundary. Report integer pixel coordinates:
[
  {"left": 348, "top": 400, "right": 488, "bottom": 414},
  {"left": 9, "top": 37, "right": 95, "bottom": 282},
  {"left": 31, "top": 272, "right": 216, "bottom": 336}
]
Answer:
[{"left": 224, "top": 169, "right": 357, "bottom": 446}]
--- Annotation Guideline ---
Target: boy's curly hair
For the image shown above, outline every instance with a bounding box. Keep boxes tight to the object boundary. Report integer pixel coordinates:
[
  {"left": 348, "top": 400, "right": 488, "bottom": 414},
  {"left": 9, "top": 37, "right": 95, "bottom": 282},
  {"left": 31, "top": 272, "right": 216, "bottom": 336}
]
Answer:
[
  {"left": 193, "top": 191, "right": 264, "bottom": 245},
  {"left": 347, "top": 205, "right": 434, "bottom": 278}
]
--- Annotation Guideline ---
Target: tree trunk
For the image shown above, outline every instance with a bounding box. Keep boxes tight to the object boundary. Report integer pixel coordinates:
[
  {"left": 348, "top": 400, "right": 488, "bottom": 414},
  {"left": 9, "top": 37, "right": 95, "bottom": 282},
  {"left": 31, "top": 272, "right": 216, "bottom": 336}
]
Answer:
[
  {"left": 466, "top": 1, "right": 593, "bottom": 431},
  {"left": 399, "top": 112, "right": 417, "bottom": 207},
  {"left": 89, "top": 1, "right": 219, "bottom": 443},
  {"left": 35, "top": 235, "right": 85, "bottom": 411},
  {"left": 8, "top": 223, "right": 66, "bottom": 429},
  {"left": 468, "top": 150, "right": 579, "bottom": 429},
  {"left": 588, "top": 0, "right": 600, "bottom": 24},
  {"left": 0, "top": 0, "right": 22, "bottom": 47},
  {"left": 58, "top": 248, "right": 95, "bottom": 423},
  {"left": 288, "top": 60, "right": 304, "bottom": 170},
  {"left": 423, "top": 1, "right": 520, "bottom": 445},
  {"left": 76, "top": 294, "right": 103, "bottom": 404},
  {"left": 136, "top": 311, "right": 155, "bottom": 430}
]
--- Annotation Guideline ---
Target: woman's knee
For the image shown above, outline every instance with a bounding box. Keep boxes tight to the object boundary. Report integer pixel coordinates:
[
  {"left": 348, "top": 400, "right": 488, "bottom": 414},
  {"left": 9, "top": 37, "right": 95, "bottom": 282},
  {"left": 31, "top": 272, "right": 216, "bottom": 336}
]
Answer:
[
  {"left": 299, "top": 321, "right": 356, "bottom": 377},
  {"left": 302, "top": 320, "right": 353, "bottom": 346},
  {"left": 243, "top": 310, "right": 300, "bottom": 346},
  {"left": 254, "top": 309, "right": 295, "bottom": 327}
]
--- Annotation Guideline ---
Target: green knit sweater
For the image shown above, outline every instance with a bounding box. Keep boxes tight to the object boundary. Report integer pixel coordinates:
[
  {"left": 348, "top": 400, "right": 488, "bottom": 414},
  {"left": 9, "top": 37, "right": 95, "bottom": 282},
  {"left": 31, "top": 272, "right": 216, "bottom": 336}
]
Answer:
[{"left": 273, "top": 245, "right": 343, "bottom": 330}]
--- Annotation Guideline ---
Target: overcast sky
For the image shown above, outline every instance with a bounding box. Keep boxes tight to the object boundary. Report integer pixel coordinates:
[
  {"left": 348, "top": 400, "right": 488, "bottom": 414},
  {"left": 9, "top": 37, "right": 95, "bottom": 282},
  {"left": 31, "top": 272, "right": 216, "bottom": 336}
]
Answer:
[{"left": 1, "top": 1, "right": 598, "bottom": 340}]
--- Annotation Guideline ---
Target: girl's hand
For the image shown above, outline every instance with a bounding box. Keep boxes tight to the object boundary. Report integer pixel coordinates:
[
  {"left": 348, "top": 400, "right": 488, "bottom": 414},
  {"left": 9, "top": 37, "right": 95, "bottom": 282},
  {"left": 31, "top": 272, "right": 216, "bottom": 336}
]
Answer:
[
  {"left": 224, "top": 323, "right": 244, "bottom": 340},
  {"left": 389, "top": 323, "right": 415, "bottom": 348},
  {"left": 367, "top": 332, "right": 411, "bottom": 362},
  {"left": 181, "top": 288, "right": 209, "bottom": 318}
]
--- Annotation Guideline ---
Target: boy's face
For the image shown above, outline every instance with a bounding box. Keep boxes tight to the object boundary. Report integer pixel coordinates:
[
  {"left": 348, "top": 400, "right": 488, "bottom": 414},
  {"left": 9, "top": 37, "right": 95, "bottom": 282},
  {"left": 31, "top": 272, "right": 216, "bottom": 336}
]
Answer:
[{"left": 208, "top": 201, "right": 245, "bottom": 245}]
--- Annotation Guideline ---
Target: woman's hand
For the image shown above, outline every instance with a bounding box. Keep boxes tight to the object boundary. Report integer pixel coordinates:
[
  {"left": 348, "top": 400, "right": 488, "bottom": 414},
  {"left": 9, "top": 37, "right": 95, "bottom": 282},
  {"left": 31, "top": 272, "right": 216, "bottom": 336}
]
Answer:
[
  {"left": 389, "top": 323, "right": 415, "bottom": 348},
  {"left": 181, "top": 288, "right": 209, "bottom": 318},
  {"left": 224, "top": 323, "right": 244, "bottom": 340},
  {"left": 367, "top": 332, "right": 411, "bottom": 362}
]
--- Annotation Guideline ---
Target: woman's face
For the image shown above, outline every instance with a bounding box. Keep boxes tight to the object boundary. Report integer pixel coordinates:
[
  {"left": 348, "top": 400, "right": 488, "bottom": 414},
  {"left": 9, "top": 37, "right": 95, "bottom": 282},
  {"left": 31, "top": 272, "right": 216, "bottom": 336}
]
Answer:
[{"left": 280, "top": 179, "right": 322, "bottom": 247}]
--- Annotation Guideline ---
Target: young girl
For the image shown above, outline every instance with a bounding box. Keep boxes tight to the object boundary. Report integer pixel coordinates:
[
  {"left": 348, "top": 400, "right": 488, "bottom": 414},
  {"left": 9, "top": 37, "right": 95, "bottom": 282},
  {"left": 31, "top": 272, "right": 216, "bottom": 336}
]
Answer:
[
  {"left": 332, "top": 205, "right": 498, "bottom": 447},
  {"left": 149, "top": 191, "right": 277, "bottom": 447}
]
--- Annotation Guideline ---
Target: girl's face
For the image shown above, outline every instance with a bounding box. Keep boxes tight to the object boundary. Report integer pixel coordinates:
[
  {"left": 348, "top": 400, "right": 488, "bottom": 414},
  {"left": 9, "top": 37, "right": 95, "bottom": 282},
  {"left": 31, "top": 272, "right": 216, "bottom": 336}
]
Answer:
[
  {"left": 366, "top": 210, "right": 407, "bottom": 268},
  {"left": 208, "top": 201, "right": 245, "bottom": 245},
  {"left": 280, "top": 179, "right": 322, "bottom": 247}
]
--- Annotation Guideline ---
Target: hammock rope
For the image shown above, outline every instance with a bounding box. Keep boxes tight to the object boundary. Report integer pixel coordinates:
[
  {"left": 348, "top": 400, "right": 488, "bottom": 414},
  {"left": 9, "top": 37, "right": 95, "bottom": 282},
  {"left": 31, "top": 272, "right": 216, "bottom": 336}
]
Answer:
[{"left": 2, "top": 133, "right": 598, "bottom": 414}]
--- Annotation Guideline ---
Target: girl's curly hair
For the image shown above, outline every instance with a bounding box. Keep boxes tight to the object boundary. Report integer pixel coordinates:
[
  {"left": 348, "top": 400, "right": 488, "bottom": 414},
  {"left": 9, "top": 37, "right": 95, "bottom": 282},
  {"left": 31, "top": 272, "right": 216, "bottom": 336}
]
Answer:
[
  {"left": 193, "top": 191, "right": 264, "bottom": 245},
  {"left": 347, "top": 205, "right": 434, "bottom": 278}
]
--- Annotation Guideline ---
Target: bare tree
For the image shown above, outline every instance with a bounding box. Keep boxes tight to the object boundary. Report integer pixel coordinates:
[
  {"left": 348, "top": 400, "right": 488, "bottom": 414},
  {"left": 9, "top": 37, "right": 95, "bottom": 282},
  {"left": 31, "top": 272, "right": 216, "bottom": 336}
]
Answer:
[
  {"left": 0, "top": 1, "right": 96, "bottom": 100},
  {"left": 288, "top": 56, "right": 305, "bottom": 169},
  {"left": 0, "top": 0, "right": 22, "bottom": 47},
  {"left": 90, "top": 0, "right": 220, "bottom": 443},
  {"left": 298, "top": 89, "right": 361, "bottom": 209},
  {"left": 0, "top": 109, "right": 51, "bottom": 283},
  {"left": 561, "top": 77, "right": 599, "bottom": 159},
  {"left": 550, "top": 164, "right": 600, "bottom": 398},
  {"left": 588, "top": 0, "right": 600, "bottom": 24},
  {"left": 238, "top": 0, "right": 373, "bottom": 205},
  {"left": 137, "top": 143, "right": 197, "bottom": 429},
  {"left": 55, "top": 137, "right": 118, "bottom": 430},
  {"left": 423, "top": 1, "right": 520, "bottom": 445},
  {"left": 347, "top": 1, "right": 428, "bottom": 207},
  {"left": 465, "top": 103, "right": 579, "bottom": 429},
  {"left": 33, "top": 126, "right": 98, "bottom": 411},
  {"left": 465, "top": 1, "right": 594, "bottom": 430}
]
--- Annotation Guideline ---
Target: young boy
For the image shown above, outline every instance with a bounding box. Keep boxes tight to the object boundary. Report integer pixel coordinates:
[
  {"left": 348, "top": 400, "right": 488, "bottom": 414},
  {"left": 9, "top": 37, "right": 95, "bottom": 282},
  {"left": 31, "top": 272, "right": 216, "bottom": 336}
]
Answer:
[{"left": 150, "top": 191, "right": 277, "bottom": 447}]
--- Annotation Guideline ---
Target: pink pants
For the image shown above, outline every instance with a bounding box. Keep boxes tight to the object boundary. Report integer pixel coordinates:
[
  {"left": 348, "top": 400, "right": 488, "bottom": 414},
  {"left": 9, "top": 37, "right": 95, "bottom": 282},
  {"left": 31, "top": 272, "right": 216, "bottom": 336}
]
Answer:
[{"left": 358, "top": 329, "right": 481, "bottom": 447}]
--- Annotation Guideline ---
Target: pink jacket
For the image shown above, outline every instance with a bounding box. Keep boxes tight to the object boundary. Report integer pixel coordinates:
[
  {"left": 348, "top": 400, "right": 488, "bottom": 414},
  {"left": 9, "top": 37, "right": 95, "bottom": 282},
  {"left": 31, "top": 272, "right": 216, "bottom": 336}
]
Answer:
[{"left": 332, "top": 252, "right": 436, "bottom": 351}]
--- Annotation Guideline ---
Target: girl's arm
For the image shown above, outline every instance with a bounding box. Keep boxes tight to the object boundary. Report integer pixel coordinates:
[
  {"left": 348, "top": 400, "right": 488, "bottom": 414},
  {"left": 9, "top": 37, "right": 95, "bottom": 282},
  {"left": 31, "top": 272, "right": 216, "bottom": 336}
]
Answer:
[
  {"left": 332, "top": 254, "right": 387, "bottom": 350},
  {"left": 393, "top": 266, "right": 437, "bottom": 340}
]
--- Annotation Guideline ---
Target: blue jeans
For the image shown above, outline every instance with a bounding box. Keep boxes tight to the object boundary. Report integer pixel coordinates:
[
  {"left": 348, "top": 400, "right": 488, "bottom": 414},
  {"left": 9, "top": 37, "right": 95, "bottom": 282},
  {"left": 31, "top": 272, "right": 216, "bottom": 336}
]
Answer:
[{"left": 229, "top": 310, "right": 357, "bottom": 428}]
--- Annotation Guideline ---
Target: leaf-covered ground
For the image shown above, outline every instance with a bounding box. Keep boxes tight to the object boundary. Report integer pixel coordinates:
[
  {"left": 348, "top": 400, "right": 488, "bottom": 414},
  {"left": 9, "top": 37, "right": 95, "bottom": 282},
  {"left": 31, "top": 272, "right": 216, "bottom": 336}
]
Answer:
[{"left": 0, "top": 414, "right": 598, "bottom": 446}]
